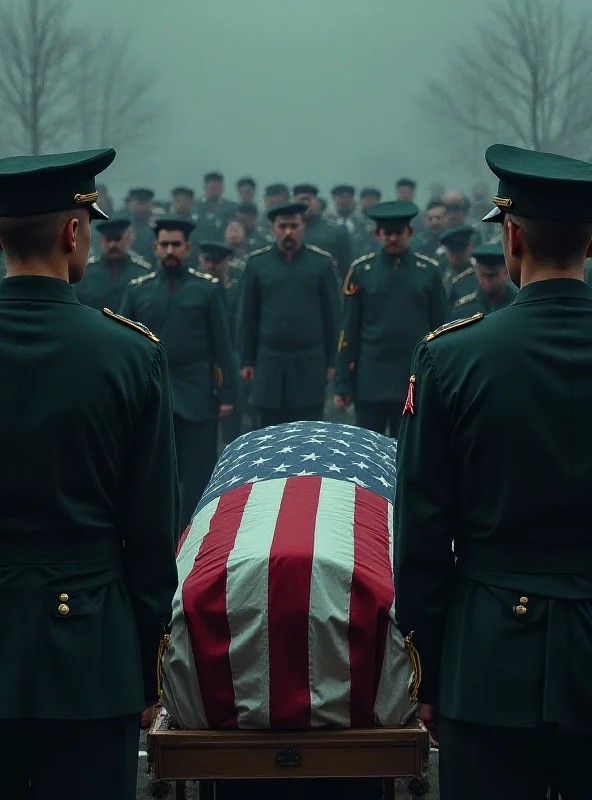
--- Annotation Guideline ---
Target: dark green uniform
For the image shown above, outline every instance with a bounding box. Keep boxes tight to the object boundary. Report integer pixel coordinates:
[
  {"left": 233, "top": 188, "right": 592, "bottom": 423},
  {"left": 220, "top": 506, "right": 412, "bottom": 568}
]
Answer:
[
  {"left": 130, "top": 219, "right": 156, "bottom": 266},
  {"left": 120, "top": 266, "right": 237, "bottom": 528},
  {"left": 76, "top": 252, "right": 152, "bottom": 311},
  {"left": 303, "top": 213, "right": 352, "bottom": 281},
  {"left": 193, "top": 197, "right": 238, "bottom": 241},
  {"left": 442, "top": 258, "right": 478, "bottom": 306},
  {"left": 240, "top": 243, "right": 340, "bottom": 426},
  {"left": 220, "top": 262, "right": 244, "bottom": 444},
  {"left": 336, "top": 248, "right": 448, "bottom": 437},
  {"left": 451, "top": 280, "right": 517, "bottom": 318},
  {"left": 395, "top": 143, "right": 592, "bottom": 800}
]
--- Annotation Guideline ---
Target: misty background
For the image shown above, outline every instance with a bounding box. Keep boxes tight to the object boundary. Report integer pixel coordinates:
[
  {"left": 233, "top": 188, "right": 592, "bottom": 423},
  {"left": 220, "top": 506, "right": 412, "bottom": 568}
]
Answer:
[{"left": 3, "top": 0, "right": 592, "bottom": 205}]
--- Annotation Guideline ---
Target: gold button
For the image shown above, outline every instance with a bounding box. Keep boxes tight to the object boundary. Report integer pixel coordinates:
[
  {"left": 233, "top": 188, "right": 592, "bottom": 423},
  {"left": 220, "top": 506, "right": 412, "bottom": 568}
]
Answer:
[
  {"left": 59, "top": 593, "right": 69, "bottom": 602},
  {"left": 514, "top": 605, "right": 527, "bottom": 616},
  {"left": 58, "top": 603, "right": 70, "bottom": 616},
  {"left": 520, "top": 597, "right": 528, "bottom": 604}
]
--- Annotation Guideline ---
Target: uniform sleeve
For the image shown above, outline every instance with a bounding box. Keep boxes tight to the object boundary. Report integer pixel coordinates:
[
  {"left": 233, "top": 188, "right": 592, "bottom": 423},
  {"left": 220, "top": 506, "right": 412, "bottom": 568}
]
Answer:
[
  {"left": 335, "top": 265, "right": 361, "bottom": 396},
  {"left": 239, "top": 261, "right": 260, "bottom": 367},
  {"left": 209, "top": 285, "right": 238, "bottom": 406},
  {"left": 429, "top": 267, "right": 450, "bottom": 330},
  {"left": 119, "top": 343, "right": 180, "bottom": 707},
  {"left": 394, "top": 342, "right": 456, "bottom": 704},
  {"left": 320, "top": 260, "right": 340, "bottom": 368}
]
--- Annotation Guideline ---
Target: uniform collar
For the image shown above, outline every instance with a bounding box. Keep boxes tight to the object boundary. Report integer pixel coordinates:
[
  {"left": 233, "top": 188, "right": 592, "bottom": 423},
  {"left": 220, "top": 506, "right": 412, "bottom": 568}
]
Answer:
[
  {"left": 379, "top": 246, "right": 411, "bottom": 267},
  {"left": 513, "top": 278, "right": 592, "bottom": 306},
  {"left": 0, "top": 275, "right": 80, "bottom": 304}
]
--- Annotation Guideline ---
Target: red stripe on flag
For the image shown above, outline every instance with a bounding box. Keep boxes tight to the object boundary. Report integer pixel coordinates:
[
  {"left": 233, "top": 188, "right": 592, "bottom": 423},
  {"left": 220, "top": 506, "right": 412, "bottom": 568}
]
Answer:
[
  {"left": 176, "top": 523, "right": 191, "bottom": 557},
  {"left": 268, "top": 475, "right": 320, "bottom": 729},
  {"left": 348, "top": 486, "right": 394, "bottom": 727},
  {"left": 182, "top": 483, "right": 252, "bottom": 729}
]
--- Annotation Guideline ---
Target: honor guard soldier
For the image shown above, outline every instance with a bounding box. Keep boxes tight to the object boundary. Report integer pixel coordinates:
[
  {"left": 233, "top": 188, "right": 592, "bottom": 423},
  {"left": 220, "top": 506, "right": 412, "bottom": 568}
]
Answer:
[
  {"left": 294, "top": 183, "right": 353, "bottom": 281},
  {"left": 335, "top": 200, "right": 448, "bottom": 438},
  {"left": 451, "top": 242, "right": 517, "bottom": 318},
  {"left": 170, "top": 186, "right": 197, "bottom": 220},
  {"left": 239, "top": 201, "right": 340, "bottom": 428},
  {"left": 0, "top": 149, "right": 178, "bottom": 799},
  {"left": 120, "top": 216, "right": 236, "bottom": 530},
  {"left": 76, "top": 215, "right": 152, "bottom": 311},
  {"left": 395, "top": 144, "right": 592, "bottom": 800},
  {"left": 439, "top": 224, "right": 478, "bottom": 306},
  {"left": 193, "top": 171, "right": 238, "bottom": 243},
  {"left": 125, "top": 187, "right": 157, "bottom": 266},
  {"left": 236, "top": 176, "right": 257, "bottom": 205}
]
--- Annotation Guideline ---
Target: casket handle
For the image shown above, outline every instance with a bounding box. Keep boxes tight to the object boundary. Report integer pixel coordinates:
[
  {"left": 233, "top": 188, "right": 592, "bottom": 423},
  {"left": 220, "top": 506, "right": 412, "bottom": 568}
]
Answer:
[{"left": 276, "top": 749, "right": 302, "bottom": 768}]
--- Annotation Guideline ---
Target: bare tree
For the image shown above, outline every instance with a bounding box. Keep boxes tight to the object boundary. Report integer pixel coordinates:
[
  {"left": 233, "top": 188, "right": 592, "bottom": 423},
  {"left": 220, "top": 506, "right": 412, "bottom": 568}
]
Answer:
[
  {"left": 74, "top": 30, "right": 161, "bottom": 155},
  {"left": 0, "top": 0, "right": 78, "bottom": 155},
  {"left": 425, "top": 0, "right": 592, "bottom": 176}
]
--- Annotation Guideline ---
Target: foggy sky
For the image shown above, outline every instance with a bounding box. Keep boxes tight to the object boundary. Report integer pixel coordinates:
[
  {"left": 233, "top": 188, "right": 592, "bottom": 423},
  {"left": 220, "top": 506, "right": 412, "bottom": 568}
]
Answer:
[{"left": 84, "top": 0, "right": 586, "bottom": 205}]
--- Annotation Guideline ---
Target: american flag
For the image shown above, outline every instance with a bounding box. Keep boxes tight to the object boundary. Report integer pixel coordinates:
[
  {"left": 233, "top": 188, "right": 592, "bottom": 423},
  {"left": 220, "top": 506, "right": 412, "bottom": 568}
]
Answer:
[{"left": 163, "top": 423, "right": 414, "bottom": 731}]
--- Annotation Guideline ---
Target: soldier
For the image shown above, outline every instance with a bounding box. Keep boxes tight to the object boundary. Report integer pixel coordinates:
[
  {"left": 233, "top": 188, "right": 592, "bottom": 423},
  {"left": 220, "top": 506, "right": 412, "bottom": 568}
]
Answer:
[
  {"left": 236, "top": 176, "right": 257, "bottom": 204},
  {"left": 193, "top": 171, "right": 238, "bottom": 242},
  {"left": 451, "top": 242, "right": 517, "bottom": 318},
  {"left": 359, "top": 187, "right": 382, "bottom": 213},
  {"left": 0, "top": 149, "right": 178, "bottom": 798},
  {"left": 126, "top": 187, "right": 157, "bottom": 266},
  {"left": 395, "top": 144, "right": 592, "bottom": 800},
  {"left": 335, "top": 201, "right": 448, "bottom": 438},
  {"left": 443, "top": 191, "right": 483, "bottom": 245},
  {"left": 294, "top": 183, "right": 352, "bottom": 280},
  {"left": 326, "top": 184, "right": 358, "bottom": 231},
  {"left": 120, "top": 215, "right": 236, "bottom": 530},
  {"left": 395, "top": 178, "right": 416, "bottom": 202},
  {"left": 258, "top": 183, "right": 290, "bottom": 239},
  {"left": 440, "top": 225, "right": 479, "bottom": 306},
  {"left": 76, "top": 216, "right": 152, "bottom": 311},
  {"left": 239, "top": 201, "right": 340, "bottom": 427},
  {"left": 170, "top": 186, "right": 196, "bottom": 219},
  {"left": 411, "top": 199, "right": 447, "bottom": 260},
  {"left": 236, "top": 201, "right": 272, "bottom": 250}
]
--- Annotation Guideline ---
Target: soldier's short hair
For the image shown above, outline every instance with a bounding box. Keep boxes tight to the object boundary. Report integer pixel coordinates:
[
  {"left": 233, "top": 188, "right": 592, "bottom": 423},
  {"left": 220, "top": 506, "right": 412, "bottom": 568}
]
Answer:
[
  {"left": 396, "top": 178, "right": 416, "bottom": 190},
  {"left": 237, "top": 177, "right": 256, "bottom": 189},
  {"left": 507, "top": 214, "right": 592, "bottom": 269},
  {"left": 0, "top": 211, "right": 75, "bottom": 260}
]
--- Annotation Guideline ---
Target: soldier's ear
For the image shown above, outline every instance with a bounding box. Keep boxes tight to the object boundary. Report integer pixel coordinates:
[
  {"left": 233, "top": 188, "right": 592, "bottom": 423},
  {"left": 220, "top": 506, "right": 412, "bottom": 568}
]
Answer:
[{"left": 408, "top": 225, "right": 414, "bottom": 237}]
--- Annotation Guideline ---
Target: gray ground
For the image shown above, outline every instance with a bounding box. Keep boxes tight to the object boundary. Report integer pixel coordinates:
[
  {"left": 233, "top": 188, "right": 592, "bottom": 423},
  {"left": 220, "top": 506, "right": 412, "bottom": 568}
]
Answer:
[{"left": 137, "top": 734, "right": 440, "bottom": 799}]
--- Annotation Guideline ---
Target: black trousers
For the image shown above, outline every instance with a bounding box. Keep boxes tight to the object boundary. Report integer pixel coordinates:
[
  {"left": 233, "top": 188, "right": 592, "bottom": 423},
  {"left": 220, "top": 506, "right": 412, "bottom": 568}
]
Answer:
[
  {"left": 257, "top": 406, "right": 324, "bottom": 428},
  {"left": 439, "top": 714, "right": 592, "bottom": 800},
  {"left": 0, "top": 715, "right": 139, "bottom": 799},
  {"left": 173, "top": 415, "right": 218, "bottom": 531},
  {"left": 355, "top": 401, "right": 404, "bottom": 438}
]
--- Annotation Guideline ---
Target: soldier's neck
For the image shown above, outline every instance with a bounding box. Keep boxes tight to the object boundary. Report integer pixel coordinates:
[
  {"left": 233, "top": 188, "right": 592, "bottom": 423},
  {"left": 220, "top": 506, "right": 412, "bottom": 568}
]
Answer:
[
  {"left": 5, "top": 258, "right": 70, "bottom": 282},
  {"left": 520, "top": 261, "right": 584, "bottom": 287}
]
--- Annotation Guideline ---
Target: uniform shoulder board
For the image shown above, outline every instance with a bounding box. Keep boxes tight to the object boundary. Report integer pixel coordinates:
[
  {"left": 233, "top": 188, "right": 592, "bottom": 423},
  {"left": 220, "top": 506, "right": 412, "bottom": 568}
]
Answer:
[
  {"left": 451, "top": 266, "right": 476, "bottom": 284},
  {"left": 414, "top": 252, "right": 439, "bottom": 268},
  {"left": 342, "top": 254, "right": 375, "bottom": 295},
  {"left": 130, "top": 254, "right": 152, "bottom": 270},
  {"left": 188, "top": 267, "right": 219, "bottom": 284},
  {"left": 455, "top": 292, "right": 478, "bottom": 307},
  {"left": 352, "top": 252, "right": 375, "bottom": 268},
  {"left": 425, "top": 313, "right": 484, "bottom": 341},
  {"left": 245, "top": 245, "right": 272, "bottom": 259},
  {"left": 102, "top": 308, "right": 159, "bottom": 342},
  {"left": 305, "top": 244, "right": 333, "bottom": 259},
  {"left": 130, "top": 271, "right": 156, "bottom": 286},
  {"left": 87, "top": 255, "right": 99, "bottom": 265}
]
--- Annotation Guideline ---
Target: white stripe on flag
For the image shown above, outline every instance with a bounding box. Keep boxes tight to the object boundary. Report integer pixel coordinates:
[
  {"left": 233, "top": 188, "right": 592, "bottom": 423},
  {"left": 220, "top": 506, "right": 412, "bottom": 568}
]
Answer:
[
  {"left": 226, "top": 479, "right": 287, "bottom": 729},
  {"left": 162, "top": 496, "right": 221, "bottom": 729},
  {"left": 387, "top": 500, "right": 394, "bottom": 576},
  {"left": 309, "top": 478, "right": 355, "bottom": 728}
]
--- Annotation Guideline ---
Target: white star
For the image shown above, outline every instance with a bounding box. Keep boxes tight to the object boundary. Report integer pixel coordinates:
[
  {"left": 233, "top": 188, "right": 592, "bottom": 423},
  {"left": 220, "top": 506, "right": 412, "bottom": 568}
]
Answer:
[
  {"left": 226, "top": 476, "right": 241, "bottom": 485},
  {"left": 327, "top": 463, "right": 343, "bottom": 473},
  {"left": 339, "top": 430, "right": 355, "bottom": 436},
  {"left": 255, "top": 434, "right": 275, "bottom": 442},
  {"left": 272, "top": 463, "right": 290, "bottom": 473},
  {"left": 330, "top": 448, "right": 348, "bottom": 457},
  {"left": 312, "top": 427, "right": 329, "bottom": 434},
  {"left": 347, "top": 475, "right": 369, "bottom": 488},
  {"left": 252, "top": 456, "right": 272, "bottom": 466},
  {"left": 378, "top": 476, "right": 390, "bottom": 488},
  {"left": 301, "top": 452, "right": 320, "bottom": 462},
  {"left": 359, "top": 443, "right": 376, "bottom": 452},
  {"left": 306, "top": 437, "right": 324, "bottom": 444},
  {"left": 278, "top": 446, "right": 294, "bottom": 454},
  {"left": 235, "top": 440, "right": 250, "bottom": 451},
  {"left": 353, "top": 460, "right": 369, "bottom": 470},
  {"left": 335, "top": 439, "right": 351, "bottom": 447},
  {"left": 295, "top": 470, "right": 315, "bottom": 477},
  {"left": 247, "top": 475, "right": 264, "bottom": 483}
]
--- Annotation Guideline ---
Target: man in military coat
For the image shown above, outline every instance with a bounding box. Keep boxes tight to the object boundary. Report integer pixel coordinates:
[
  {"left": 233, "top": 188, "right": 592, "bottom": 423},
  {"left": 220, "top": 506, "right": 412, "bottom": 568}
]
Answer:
[
  {"left": 451, "top": 242, "right": 517, "bottom": 318},
  {"left": 294, "top": 183, "right": 352, "bottom": 281},
  {"left": 239, "top": 201, "right": 340, "bottom": 427},
  {"left": 76, "top": 215, "right": 152, "bottom": 310},
  {"left": 193, "top": 171, "right": 238, "bottom": 243},
  {"left": 120, "top": 216, "right": 236, "bottom": 530},
  {"left": 335, "top": 201, "right": 448, "bottom": 438},
  {"left": 126, "top": 187, "right": 157, "bottom": 266},
  {"left": 395, "top": 144, "right": 592, "bottom": 799},
  {"left": 439, "top": 224, "right": 478, "bottom": 306},
  {"left": 0, "top": 149, "right": 178, "bottom": 798}
]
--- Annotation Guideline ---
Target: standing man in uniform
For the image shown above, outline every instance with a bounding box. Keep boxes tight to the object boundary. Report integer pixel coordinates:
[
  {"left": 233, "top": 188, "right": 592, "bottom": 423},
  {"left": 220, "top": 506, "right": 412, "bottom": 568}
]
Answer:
[
  {"left": 77, "top": 216, "right": 152, "bottom": 311},
  {"left": 126, "top": 187, "right": 156, "bottom": 266},
  {"left": 239, "top": 202, "right": 340, "bottom": 427},
  {"left": 411, "top": 200, "right": 447, "bottom": 260},
  {"left": 335, "top": 201, "right": 447, "bottom": 438},
  {"left": 359, "top": 187, "right": 382, "bottom": 213},
  {"left": 0, "top": 149, "right": 178, "bottom": 798},
  {"left": 236, "top": 202, "right": 272, "bottom": 250},
  {"left": 395, "top": 144, "right": 592, "bottom": 799},
  {"left": 193, "top": 171, "right": 238, "bottom": 242},
  {"left": 120, "top": 215, "right": 236, "bottom": 531},
  {"left": 170, "top": 186, "right": 196, "bottom": 219},
  {"left": 451, "top": 242, "right": 517, "bottom": 318},
  {"left": 440, "top": 225, "right": 478, "bottom": 306},
  {"left": 236, "top": 177, "right": 257, "bottom": 205},
  {"left": 294, "top": 183, "right": 352, "bottom": 281}
]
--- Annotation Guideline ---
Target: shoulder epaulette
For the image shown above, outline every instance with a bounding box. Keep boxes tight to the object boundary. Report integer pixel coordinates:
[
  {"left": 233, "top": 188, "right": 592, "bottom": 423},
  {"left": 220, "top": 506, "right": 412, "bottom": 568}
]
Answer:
[
  {"left": 425, "top": 313, "right": 484, "bottom": 341},
  {"left": 87, "top": 255, "right": 99, "bottom": 265},
  {"left": 102, "top": 308, "right": 159, "bottom": 342},
  {"left": 188, "top": 267, "right": 219, "bottom": 284},
  {"left": 130, "top": 254, "right": 152, "bottom": 270},
  {"left": 130, "top": 271, "right": 156, "bottom": 286},
  {"left": 342, "top": 253, "right": 375, "bottom": 296},
  {"left": 451, "top": 266, "right": 476, "bottom": 284},
  {"left": 305, "top": 244, "right": 332, "bottom": 259},
  {"left": 246, "top": 245, "right": 272, "bottom": 259},
  {"left": 455, "top": 292, "right": 478, "bottom": 307},
  {"left": 414, "top": 252, "right": 439, "bottom": 267}
]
